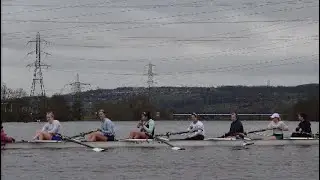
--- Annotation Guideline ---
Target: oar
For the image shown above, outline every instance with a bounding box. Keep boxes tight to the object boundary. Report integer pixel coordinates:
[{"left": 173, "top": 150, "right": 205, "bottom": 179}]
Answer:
[
  {"left": 58, "top": 134, "right": 105, "bottom": 152},
  {"left": 246, "top": 128, "right": 272, "bottom": 135},
  {"left": 155, "top": 129, "right": 202, "bottom": 137},
  {"left": 69, "top": 130, "right": 98, "bottom": 139},
  {"left": 153, "top": 136, "right": 185, "bottom": 151},
  {"left": 217, "top": 128, "right": 273, "bottom": 138},
  {"left": 155, "top": 131, "right": 189, "bottom": 137}
]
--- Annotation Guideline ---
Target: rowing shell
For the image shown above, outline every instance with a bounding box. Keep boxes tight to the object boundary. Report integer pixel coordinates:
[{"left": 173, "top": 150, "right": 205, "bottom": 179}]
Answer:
[{"left": 1, "top": 137, "right": 318, "bottom": 150}]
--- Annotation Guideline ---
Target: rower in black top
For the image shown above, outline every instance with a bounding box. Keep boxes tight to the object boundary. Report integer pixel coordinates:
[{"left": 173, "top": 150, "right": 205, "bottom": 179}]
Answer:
[
  {"left": 220, "top": 112, "right": 245, "bottom": 139},
  {"left": 291, "top": 113, "right": 312, "bottom": 137}
]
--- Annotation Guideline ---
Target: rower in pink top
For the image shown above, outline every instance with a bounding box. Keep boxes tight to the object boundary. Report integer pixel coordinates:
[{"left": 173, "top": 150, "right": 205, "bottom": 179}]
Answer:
[{"left": 1, "top": 123, "right": 15, "bottom": 144}]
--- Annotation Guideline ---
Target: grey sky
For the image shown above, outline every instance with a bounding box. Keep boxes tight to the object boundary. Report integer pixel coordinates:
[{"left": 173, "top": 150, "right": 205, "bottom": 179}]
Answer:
[{"left": 1, "top": 0, "right": 319, "bottom": 96}]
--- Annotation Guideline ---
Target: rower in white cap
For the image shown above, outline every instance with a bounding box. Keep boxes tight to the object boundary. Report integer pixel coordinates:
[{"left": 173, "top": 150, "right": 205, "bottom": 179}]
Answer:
[{"left": 267, "top": 113, "right": 289, "bottom": 140}]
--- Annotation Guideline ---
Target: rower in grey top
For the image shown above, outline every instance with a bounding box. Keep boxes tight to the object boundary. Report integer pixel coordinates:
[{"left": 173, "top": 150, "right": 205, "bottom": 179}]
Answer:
[
  {"left": 87, "top": 109, "right": 116, "bottom": 141},
  {"left": 101, "top": 118, "right": 115, "bottom": 136}
]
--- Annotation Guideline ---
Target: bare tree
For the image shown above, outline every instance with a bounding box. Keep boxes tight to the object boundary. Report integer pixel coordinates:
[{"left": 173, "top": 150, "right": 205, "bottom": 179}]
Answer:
[{"left": 1, "top": 83, "right": 27, "bottom": 100}]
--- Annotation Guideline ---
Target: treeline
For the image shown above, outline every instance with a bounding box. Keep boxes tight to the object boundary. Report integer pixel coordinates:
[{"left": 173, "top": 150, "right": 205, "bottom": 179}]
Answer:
[
  {"left": 1, "top": 92, "right": 172, "bottom": 122},
  {"left": 1, "top": 84, "right": 319, "bottom": 122},
  {"left": 285, "top": 97, "right": 319, "bottom": 121}
]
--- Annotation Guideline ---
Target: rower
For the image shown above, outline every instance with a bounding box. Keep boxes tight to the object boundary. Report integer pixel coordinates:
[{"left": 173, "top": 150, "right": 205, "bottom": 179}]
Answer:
[
  {"left": 1, "top": 122, "right": 15, "bottom": 144},
  {"left": 267, "top": 113, "right": 288, "bottom": 140},
  {"left": 291, "top": 113, "right": 312, "bottom": 137},
  {"left": 220, "top": 112, "right": 245, "bottom": 139},
  {"left": 128, "top": 111, "right": 155, "bottom": 139},
  {"left": 87, "top": 109, "right": 116, "bottom": 142},
  {"left": 33, "top": 111, "right": 62, "bottom": 141},
  {"left": 185, "top": 113, "right": 205, "bottom": 140}
]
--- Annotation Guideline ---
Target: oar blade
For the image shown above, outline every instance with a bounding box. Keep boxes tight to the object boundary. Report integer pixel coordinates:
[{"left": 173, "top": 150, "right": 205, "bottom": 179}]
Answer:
[
  {"left": 92, "top": 147, "right": 105, "bottom": 152},
  {"left": 242, "top": 142, "right": 254, "bottom": 146},
  {"left": 59, "top": 134, "right": 106, "bottom": 152},
  {"left": 154, "top": 136, "right": 186, "bottom": 151},
  {"left": 171, "top": 147, "right": 185, "bottom": 150}
]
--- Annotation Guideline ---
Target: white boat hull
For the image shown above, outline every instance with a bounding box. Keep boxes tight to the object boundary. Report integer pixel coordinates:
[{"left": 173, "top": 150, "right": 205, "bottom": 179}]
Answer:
[{"left": 1, "top": 138, "right": 319, "bottom": 150}]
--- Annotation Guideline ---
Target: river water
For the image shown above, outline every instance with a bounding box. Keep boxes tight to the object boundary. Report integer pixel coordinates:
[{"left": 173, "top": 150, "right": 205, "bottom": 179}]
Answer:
[{"left": 1, "top": 121, "right": 319, "bottom": 180}]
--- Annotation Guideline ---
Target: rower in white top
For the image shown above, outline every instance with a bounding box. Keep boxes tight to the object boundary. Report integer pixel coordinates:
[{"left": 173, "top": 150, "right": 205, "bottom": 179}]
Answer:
[
  {"left": 185, "top": 113, "right": 205, "bottom": 140},
  {"left": 33, "top": 111, "right": 62, "bottom": 141},
  {"left": 267, "top": 113, "right": 288, "bottom": 140}
]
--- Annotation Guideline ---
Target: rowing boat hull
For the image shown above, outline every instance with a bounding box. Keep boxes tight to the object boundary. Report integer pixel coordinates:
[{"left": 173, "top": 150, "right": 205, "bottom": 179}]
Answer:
[{"left": 1, "top": 138, "right": 319, "bottom": 150}]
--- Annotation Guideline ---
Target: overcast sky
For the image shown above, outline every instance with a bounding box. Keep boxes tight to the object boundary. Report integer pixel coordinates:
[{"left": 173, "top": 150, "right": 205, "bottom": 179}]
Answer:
[{"left": 1, "top": 0, "right": 319, "bottom": 95}]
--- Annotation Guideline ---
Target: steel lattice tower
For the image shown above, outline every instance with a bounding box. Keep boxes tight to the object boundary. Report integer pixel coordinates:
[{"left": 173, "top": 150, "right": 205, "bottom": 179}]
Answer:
[
  {"left": 26, "top": 32, "right": 50, "bottom": 116},
  {"left": 67, "top": 74, "right": 90, "bottom": 120},
  {"left": 145, "top": 63, "right": 156, "bottom": 102}
]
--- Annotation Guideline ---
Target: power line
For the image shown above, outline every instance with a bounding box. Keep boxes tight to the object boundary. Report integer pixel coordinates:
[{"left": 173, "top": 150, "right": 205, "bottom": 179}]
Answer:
[
  {"left": 43, "top": 38, "right": 317, "bottom": 64},
  {"left": 51, "top": 35, "right": 315, "bottom": 65},
  {"left": 1, "top": 1, "right": 206, "bottom": 8},
  {"left": 11, "top": 6, "right": 318, "bottom": 42},
  {"left": 4, "top": 34, "right": 316, "bottom": 72},
  {"left": 3, "top": 18, "right": 316, "bottom": 51},
  {"left": 1, "top": 0, "right": 208, "bottom": 25},
  {"left": 3, "top": 19, "right": 316, "bottom": 24},
  {"left": 2, "top": 0, "right": 305, "bottom": 39},
  {"left": 163, "top": 54, "right": 319, "bottom": 75},
  {"left": 46, "top": 55, "right": 318, "bottom": 93},
  {"left": 2, "top": 0, "right": 122, "bottom": 15}
]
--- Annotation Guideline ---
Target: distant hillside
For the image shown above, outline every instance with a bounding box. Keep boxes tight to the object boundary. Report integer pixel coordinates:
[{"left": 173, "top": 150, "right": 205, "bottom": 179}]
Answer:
[
  {"left": 2, "top": 84, "right": 318, "bottom": 122},
  {"left": 64, "top": 83, "right": 319, "bottom": 114}
]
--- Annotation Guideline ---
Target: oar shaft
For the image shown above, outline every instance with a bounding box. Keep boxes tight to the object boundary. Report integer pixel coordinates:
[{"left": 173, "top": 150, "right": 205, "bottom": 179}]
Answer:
[
  {"left": 247, "top": 128, "right": 276, "bottom": 134},
  {"left": 160, "top": 140, "right": 175, "bottom": 147},
  {"left": 58, "top": 134, "right": 98, "bottom": 149},
  {"left": 65, "top": 138, "right": 95, "bottom": 149},
  {"left": 70, "top": 130, "right": 97, "bottom": 139},
  {"left": 169, "top": 131, "right": 190, "bottom": 135},
  {"left": 154, "top": 136, "right": 175, "bottom": 148},
  {"left": 156, "top": 129, "right": 201, "bottom": 137},
  {"left": 247, "top": 129, "right": 268, "bottom": 134}
]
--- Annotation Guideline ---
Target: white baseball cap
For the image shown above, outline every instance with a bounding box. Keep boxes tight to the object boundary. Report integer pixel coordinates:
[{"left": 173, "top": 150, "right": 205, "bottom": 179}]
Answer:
[{"left": 270, "top": 113, "right": 280, "bottom": 119}]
